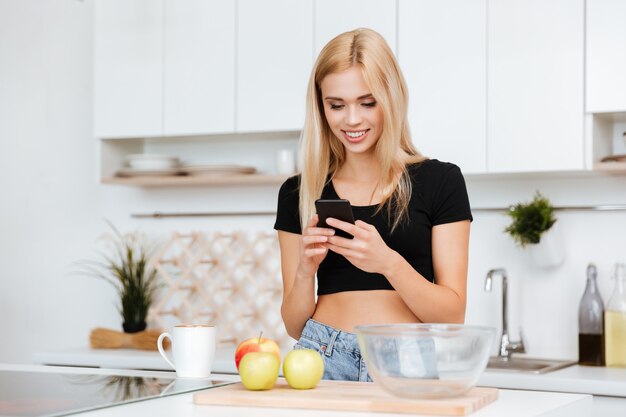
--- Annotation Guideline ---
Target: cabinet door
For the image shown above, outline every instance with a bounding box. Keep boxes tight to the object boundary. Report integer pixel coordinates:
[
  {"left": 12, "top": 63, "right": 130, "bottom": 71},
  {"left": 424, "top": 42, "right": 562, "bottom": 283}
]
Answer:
[
  {"left": 487, "top": 0, "right": 584, "bottom": 172},
  {"left": 398, "top": 0, "right": 487, "bottom": 174},
  {"left": 94, "top": 0, "right": 162, "bottom": 138},
  {"left": 236, "top": 0, "right": 313, "bottom": 133},
  {"left": 315, "top": 0, "right": 397, "bottom": 55},
  {"left": 586, "top": 0, "right": 626, "bottom": 113},
  {"left": 163, "top": 0, "right": 235, "bottom": 135}
]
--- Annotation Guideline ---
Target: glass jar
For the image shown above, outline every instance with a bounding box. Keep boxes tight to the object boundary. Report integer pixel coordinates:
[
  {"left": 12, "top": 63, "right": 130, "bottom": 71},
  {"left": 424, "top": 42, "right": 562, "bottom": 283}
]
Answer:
[
  {"left": 605, "top": 263, "right": 626, "bottom": 367},
  {"left": 578, "top": 263, "right": 604, "bottom": 366}
]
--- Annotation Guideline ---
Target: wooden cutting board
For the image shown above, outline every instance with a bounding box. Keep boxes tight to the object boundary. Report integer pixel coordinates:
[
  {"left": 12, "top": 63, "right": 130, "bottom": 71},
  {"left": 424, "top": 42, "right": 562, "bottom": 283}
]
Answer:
[{"left": 193, "top": 379, "right": 498, "bottom": 416}]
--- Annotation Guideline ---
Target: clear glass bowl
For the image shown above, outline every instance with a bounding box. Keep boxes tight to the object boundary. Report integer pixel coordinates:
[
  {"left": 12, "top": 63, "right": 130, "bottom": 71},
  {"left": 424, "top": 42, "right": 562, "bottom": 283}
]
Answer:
[{"left": 355, "top": 323, "right": 496, "bottom": 399}]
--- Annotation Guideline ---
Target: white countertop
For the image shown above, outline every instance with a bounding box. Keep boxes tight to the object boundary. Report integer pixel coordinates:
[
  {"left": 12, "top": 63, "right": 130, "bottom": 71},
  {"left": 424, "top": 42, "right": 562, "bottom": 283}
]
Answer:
[
  {"left": 34, "top": 347, "right": 626, "bottom": 398},
  {"left": 480, "top": 364, "right": 626, "bottom": 397},
  {"left": 0, "top": 364, "right": 592, "bottom": 417}
]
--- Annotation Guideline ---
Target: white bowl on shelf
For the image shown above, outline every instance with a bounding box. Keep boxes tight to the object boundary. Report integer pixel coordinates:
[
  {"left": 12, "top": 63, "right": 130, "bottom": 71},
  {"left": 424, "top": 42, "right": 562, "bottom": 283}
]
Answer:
[{"left": 125, "top": 154, "right": 180, "bottom": 170}]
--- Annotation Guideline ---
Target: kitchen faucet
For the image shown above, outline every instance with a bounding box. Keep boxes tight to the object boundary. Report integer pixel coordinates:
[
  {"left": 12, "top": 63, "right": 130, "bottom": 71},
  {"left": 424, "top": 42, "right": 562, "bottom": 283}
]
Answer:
[{"left": 485, "top": 268, "right": 526, "bottom": 359}]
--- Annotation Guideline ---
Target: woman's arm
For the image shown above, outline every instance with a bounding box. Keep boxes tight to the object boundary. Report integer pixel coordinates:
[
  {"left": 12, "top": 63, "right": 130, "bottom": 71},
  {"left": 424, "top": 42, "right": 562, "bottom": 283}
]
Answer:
[
  {"left": 278, "top": 215, "right": 335, "bottom": 339},
  {"left": 323, "top": 218, "right": 470, "bottom": 323},
  {"left": 385, "top": 221, "right": 470, "bottom": 323}
]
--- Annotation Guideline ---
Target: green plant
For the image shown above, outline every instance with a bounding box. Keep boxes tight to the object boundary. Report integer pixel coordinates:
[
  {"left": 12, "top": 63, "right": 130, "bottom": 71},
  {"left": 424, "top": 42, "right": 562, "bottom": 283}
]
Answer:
[
  {"left": 81, "top": 222, "right": 160, "bottom": 332},
  {"left": 505, "top": 192, "right": 556, "bottom": 248}
]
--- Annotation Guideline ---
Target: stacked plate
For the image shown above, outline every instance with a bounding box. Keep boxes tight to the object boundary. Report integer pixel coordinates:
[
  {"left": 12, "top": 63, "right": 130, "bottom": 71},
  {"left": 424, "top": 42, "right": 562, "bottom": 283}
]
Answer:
[
  {"left": 182, "top": 164, "right": 256, "bottom": 176},
  {"left": 117, "top": 154, "right": 185, "bottom": 177}
]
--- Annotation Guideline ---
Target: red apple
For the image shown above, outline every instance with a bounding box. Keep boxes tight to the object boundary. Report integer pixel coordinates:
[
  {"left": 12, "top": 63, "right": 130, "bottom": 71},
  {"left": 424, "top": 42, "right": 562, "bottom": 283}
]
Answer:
[{"left": 235, "top": 333, "right": 281, "bottom": 370}]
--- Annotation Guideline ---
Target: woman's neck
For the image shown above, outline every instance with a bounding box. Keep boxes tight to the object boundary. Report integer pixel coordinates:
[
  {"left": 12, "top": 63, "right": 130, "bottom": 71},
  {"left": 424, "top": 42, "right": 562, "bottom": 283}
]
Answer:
[{"left": 336, "top": 152, "right": 381, "bottom": 182}]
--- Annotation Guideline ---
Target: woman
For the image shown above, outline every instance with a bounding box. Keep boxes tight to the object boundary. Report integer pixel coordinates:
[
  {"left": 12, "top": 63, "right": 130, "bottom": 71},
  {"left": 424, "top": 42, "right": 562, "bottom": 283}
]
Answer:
[{"left": 274, "top": 28, "right": 472, "bottom": 381}]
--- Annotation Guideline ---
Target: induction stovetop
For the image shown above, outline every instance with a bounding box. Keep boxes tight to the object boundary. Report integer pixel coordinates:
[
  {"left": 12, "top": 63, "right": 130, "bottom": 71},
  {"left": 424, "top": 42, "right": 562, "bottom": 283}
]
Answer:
[{"left": 0, "top": 369, "right": 230, "bottom": 417}]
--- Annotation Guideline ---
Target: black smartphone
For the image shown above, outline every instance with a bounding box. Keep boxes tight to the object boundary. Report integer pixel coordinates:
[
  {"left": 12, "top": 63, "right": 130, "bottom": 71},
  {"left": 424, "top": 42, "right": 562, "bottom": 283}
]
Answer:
[{"left": 315, "top": 199, "right": 355, "bottom": 239}]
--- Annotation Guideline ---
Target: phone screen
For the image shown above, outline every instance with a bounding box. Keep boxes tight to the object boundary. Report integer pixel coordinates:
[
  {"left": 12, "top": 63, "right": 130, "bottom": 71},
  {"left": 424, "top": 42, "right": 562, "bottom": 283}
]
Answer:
[{"left": 315, "top": 199, "right": 355, "bottom": 239}]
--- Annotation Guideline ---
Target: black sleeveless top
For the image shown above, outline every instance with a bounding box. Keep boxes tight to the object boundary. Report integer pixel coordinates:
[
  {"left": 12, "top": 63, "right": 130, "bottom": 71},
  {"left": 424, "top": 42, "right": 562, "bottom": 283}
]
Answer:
[{"left": 273, "top": 159, "right": 473, "bottom": 295}]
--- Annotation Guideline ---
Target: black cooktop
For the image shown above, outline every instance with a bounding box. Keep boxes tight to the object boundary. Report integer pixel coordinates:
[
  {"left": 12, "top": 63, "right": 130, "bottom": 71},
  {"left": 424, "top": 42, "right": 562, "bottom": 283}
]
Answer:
[{"left": 0, "top": 370, "right": 230, "bottom": 416}]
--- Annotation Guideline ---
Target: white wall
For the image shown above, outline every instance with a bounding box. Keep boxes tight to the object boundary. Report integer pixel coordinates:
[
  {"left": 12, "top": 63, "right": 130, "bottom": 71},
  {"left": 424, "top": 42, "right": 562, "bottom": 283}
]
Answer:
[{"left": 1, "top": 1, "right": 626, "bottom": 364}]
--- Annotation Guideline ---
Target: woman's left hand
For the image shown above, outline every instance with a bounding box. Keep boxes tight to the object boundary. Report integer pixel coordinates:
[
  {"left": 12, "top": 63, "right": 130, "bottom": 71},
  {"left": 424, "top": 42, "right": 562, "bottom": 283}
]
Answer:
[{"left": 324, "top": 218, "right": 397, "bottom": 275}]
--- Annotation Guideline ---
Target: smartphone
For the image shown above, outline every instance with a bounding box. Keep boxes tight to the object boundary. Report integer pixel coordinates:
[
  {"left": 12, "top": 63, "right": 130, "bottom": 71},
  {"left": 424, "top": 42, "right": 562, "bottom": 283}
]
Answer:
[{"left": 315, "top": 199, "right": 355, "bottom": 239}]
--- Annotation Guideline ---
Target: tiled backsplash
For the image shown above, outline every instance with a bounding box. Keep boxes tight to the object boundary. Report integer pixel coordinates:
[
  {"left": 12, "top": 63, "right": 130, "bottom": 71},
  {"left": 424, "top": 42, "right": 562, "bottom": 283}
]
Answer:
[{"left": 147, "top": 230, "right": 292, "bottom": 349}]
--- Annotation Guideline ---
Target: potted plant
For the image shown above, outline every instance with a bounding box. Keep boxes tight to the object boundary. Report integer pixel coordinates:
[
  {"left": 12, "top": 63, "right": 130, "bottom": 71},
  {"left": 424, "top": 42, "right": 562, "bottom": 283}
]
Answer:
[
  {"left": 82, "top": 222, "right": 160, "bottom": 333},
  {"left": 505, "top": 192, "right": 565, "bottom": 267}
]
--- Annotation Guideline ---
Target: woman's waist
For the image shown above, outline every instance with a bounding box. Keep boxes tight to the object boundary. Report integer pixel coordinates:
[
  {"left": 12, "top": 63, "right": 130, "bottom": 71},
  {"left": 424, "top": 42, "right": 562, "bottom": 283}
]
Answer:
[{"left": 312, "top": 290, "right": 420, "bottom": 332}]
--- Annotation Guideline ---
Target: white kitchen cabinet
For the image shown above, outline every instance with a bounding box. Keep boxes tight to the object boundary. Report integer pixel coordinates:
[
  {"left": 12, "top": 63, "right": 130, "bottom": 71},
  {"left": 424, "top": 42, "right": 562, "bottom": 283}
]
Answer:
[
  {"left": 398, "top": 0, "right": 487, "bottom": 174},
  {"left": 163, "top": 0, "right": 235, "bottom": 135},
  {"left": 236, "top": 0, "right": 313, "bottom": 133},
  {"left": 487, "top": 0, "right": 585, "bottom": 173},
  {"left": 586, "top": 0, "right": 626, "bottom": 113},
  {"left": 94, "top": 0, "right": 162, "bottom": 138},
  {"left": 315, "top": 0, "right": 397, "bottom": 55},
  {"left": 95, "top": 0, "right": 235, "bottom": 138}
]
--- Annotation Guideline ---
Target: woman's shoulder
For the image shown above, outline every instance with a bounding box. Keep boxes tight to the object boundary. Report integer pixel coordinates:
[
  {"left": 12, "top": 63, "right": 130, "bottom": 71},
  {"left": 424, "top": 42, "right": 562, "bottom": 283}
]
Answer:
[
  {"left": 406, "top": 158, "right": 462, "bottom": 180},
  {"left": 280, "top": 173, "right": 301, "bottom": 190},
  {"left": 277, "top": 174, "right": 301, "bottom": 201}
]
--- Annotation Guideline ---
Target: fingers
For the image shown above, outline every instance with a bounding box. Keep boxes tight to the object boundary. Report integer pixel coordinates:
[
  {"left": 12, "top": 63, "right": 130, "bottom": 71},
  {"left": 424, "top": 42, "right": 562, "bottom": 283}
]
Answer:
[
  {"left": 325, "top": 217, "right": 366, "bottom": 239},
  {"left": 304, "top": 246, "right": 327, "bottom": 257},
  {"left": 324, "top": 241, "right": 360, "bottom": 259},
  {"left": 305, "top": 215, "right": 335, "bottom": 236}
]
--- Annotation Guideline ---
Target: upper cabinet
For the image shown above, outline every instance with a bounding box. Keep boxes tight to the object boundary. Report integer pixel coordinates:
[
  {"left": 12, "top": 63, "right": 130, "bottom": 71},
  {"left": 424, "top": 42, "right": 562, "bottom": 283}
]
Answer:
[
  {"left": 94, "top": 0, "right": 163, "bottom": 138},
  {"left": 487, "top": 0, "right": 585, "bottom": 173},
  {"left": 398, "top": 0, "right": 487, "bottom": 174},
  {"left": 94, "top": 0, "right": 235, "bottom": 138},
  {"left": 315, "top": 0, "right": 397, "bottom": 55},
  {"left": 586, "top": 0, "right": 626, "bottom": 113},
  {"left": 236, "top": 0, "right": 313, "bottom": 133},
  {"left": 163, "top": 0, "right": 235, "bottom": 136}
]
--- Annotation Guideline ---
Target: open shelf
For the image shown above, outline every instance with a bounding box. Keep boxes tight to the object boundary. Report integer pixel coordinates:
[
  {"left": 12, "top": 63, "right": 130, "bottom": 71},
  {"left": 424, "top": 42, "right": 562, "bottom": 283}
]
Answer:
[
  {"left": 102, "top": 174, "right": 289, "bottom": 187},
  {"left": 587, "top": 112, "right": 626, "bottom": 174},
  {"left": 592, "top": 160, "right": 626, "bottom": 173}
]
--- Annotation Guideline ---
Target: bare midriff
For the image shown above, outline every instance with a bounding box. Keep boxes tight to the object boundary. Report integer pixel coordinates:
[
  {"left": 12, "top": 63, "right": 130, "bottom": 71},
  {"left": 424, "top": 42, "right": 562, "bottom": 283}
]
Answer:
[{"left": 311, "top": 290, "right": 420, "bottom": 333}]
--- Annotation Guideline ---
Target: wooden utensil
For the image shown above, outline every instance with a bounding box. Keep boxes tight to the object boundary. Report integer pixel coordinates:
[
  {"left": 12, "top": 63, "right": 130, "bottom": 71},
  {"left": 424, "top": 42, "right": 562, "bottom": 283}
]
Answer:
[
  {"left": 89, "top": 327, "right": 169, "bottom": 351},
  {"left": 194, "top": 379, "right": 498, "bottom": 416}
]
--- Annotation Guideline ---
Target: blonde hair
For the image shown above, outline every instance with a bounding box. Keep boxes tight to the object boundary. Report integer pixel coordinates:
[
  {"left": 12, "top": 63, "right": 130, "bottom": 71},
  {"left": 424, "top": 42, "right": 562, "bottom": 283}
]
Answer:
[{"left": 299, "top": 28, "right": 426, "bottom": 232}]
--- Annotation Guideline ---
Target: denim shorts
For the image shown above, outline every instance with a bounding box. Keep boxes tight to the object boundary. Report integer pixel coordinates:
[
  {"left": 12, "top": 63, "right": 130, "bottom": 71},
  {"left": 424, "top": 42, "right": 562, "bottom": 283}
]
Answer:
[
  {"left": 294, "top": 319, "right": 440, "bottom": 382},
  {"left": 294, "top": 318, "right": 372, "bottom": 382}
]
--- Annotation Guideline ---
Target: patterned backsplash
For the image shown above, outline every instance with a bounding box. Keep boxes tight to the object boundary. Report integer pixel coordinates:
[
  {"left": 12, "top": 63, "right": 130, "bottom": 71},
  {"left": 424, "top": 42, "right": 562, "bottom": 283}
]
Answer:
[{"left": 147, "top": 230, "right": 294, "bottom": 349}]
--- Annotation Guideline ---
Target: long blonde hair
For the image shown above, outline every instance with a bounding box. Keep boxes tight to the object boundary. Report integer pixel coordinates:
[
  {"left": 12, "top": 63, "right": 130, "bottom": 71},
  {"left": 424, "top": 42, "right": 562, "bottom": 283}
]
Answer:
[{"left": 299, "top": 28, "right": 426, "bottom": 232}]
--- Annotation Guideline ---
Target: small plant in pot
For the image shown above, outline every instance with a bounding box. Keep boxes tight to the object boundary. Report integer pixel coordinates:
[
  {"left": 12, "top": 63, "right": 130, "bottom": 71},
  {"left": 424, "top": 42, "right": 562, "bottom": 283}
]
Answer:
[
  {"left": 505, "top": 192, "right": 564, "bottom": 267},
  {"left": 81, "top": 222, "right": 160, "bottom": 333},
  {"left": 505, "top": 191, "right": 556, "bottom": 248}
]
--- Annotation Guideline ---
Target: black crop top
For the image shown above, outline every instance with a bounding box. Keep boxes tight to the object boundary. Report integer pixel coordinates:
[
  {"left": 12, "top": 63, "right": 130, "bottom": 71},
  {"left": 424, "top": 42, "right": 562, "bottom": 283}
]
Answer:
[{"left": 273, "top": 159, "right": 473, "bottom": 295}]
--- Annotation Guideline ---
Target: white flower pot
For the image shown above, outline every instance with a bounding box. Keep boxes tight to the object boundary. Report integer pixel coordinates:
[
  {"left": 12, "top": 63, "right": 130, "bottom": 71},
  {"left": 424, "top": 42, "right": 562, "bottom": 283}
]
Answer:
[{"left": 528, "top": 221, "right": 566, "bottom": 268}]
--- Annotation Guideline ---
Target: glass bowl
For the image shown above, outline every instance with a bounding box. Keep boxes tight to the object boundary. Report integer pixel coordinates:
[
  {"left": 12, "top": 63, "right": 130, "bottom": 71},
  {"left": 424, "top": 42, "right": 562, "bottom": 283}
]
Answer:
[{"left": 355, "top": 323, "right": 495, "bottom": 399}]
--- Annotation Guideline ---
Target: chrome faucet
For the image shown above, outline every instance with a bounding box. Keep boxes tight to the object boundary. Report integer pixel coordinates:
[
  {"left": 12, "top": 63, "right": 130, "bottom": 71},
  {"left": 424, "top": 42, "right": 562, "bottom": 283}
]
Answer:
[{"left": 485, "top": 268, "right": 526, "bottom": 359}]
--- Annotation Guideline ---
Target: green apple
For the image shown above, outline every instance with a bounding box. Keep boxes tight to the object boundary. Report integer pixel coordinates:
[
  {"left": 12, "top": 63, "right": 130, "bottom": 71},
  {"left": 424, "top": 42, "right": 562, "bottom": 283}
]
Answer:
[
  {"left": 238, "top": 352, "right": 280, "bottom": 391},
  {"left": 282, "top": 349, "right": 325, "bottom": 389}
]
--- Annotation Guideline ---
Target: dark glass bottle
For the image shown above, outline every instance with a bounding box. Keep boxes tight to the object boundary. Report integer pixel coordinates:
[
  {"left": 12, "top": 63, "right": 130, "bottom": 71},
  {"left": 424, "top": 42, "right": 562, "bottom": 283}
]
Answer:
[{"left": 578, "top": 263, "right": 605, "bottom": 366}]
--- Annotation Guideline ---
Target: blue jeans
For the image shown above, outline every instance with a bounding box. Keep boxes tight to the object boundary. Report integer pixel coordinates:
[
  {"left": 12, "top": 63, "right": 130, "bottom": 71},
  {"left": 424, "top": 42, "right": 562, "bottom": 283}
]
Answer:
[{"left": 294, "top": 318, "right": 372, "bottom": 382}]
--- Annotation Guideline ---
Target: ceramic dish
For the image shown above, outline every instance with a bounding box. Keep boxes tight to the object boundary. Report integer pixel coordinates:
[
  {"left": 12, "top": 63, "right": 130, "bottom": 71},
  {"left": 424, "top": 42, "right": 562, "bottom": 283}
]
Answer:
[
  {"left": 182, "top": 165, "right": 256, "bottom": 176},
  {"left": 116, "top": 167, "right": 186, "bottom": 177}
]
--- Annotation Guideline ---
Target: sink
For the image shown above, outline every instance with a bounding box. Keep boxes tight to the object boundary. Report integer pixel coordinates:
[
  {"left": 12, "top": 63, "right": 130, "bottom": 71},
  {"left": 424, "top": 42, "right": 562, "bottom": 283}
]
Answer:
[{"left": 486, "top": 356, "right": 576, "bottom": 374}]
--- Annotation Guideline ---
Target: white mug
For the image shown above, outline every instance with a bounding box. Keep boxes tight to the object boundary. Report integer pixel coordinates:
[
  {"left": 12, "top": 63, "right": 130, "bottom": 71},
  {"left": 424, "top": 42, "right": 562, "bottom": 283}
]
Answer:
[
  {"left": 157, "top": 324, "right": 216, "bottom": 378},
  {"left": 275, "top": 149, "right": 296, "bottom": 175}
]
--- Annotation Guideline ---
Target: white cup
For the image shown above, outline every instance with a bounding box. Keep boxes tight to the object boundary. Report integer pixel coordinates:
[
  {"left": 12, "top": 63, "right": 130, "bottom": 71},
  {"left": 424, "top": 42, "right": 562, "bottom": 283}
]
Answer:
[
  {"left": 157, "top": 324, "right": 216, "bottom": 378},
  {"left": 275, "top": 149, "right": 296, "bottom": 175}
]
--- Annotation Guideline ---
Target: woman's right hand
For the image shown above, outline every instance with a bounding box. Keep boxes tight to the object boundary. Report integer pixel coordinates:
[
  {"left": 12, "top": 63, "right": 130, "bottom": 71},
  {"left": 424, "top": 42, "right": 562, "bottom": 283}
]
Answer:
[{"left": 297, "top": 214, "right": 334, "bottom": 279}]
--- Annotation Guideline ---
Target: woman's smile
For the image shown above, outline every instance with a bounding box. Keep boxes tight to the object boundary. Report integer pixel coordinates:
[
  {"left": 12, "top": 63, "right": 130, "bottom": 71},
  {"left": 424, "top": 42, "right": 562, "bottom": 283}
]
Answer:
[{"left": 342, "top": 129, "right": 370, "bottom": 143}]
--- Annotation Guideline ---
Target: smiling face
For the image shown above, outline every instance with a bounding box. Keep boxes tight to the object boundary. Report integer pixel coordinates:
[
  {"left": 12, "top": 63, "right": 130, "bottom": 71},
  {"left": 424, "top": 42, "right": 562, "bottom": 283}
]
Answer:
[{"left": 320, "top": 66, "right": 384, "bottom": 157}]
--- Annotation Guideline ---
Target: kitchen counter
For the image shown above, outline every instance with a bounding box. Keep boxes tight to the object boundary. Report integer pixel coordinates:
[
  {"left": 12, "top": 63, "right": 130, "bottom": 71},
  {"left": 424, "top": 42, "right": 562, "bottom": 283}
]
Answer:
[
  {"left": 0, "top": 364, "right": 591, "bottom": 417},
  {"left": 34, "top": 347, "right": 626, "bottom": 397},
  {"left": 480, "top": 364, "right": 626, "bottom": 397}
]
